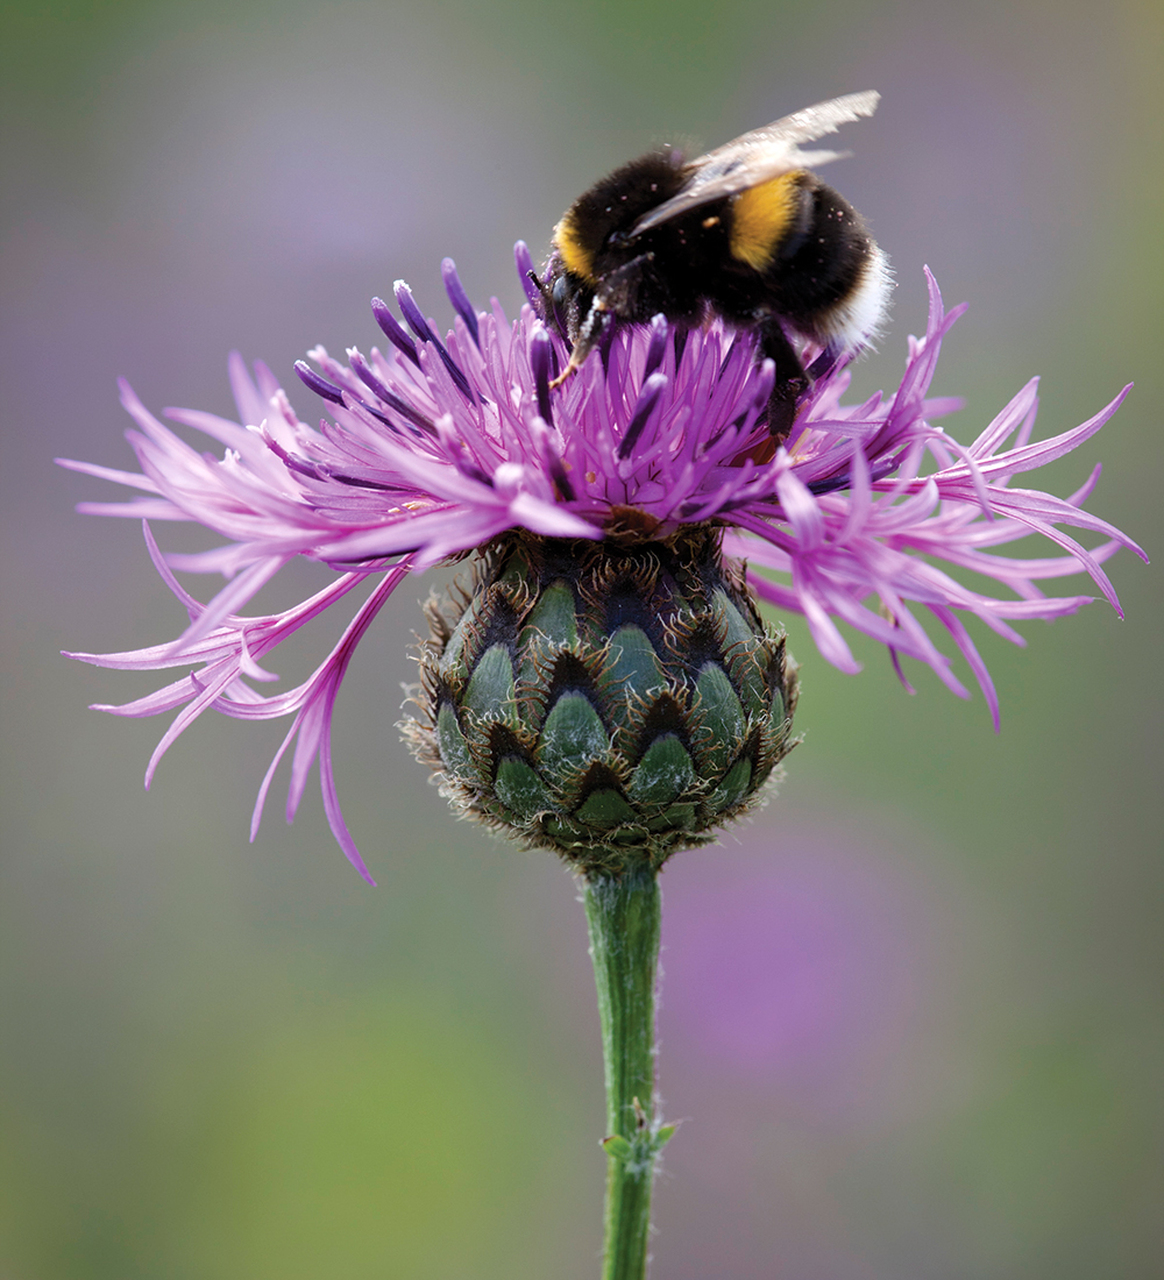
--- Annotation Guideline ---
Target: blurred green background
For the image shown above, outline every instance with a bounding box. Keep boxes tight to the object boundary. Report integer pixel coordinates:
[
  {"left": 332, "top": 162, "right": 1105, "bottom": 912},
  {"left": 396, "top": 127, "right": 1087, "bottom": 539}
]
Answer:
[{"left": 2, "top": 0, "right": 1161, "bottom": 1275}]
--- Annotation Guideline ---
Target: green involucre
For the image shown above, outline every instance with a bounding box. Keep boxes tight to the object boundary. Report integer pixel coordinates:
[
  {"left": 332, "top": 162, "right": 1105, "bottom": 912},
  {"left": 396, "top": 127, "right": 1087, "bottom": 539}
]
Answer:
[{"left": 404, "top": 526, "right": 798, "bottom": 872}]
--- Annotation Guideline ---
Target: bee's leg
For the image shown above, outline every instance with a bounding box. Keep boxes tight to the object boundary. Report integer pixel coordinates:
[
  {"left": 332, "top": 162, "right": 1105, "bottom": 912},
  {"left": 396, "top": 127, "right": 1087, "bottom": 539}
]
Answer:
[
  {"left": 755, "top": 318, "right": 809, "bottom": 442},
  {"left": 549, "top": 297, "right": 613, "bottom": 389}
]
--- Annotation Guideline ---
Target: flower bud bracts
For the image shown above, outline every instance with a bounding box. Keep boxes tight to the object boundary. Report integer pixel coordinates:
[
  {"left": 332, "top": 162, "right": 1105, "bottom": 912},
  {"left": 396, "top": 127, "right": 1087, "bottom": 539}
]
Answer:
[{"left": 405, "top": 526, "right": 799, "bottom": 872}]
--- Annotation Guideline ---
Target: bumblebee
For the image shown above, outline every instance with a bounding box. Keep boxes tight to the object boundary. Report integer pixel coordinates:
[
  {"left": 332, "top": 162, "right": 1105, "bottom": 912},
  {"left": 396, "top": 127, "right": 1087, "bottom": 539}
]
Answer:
[{"left": 535, "top": 91, "right": 892, "bottom": 439}]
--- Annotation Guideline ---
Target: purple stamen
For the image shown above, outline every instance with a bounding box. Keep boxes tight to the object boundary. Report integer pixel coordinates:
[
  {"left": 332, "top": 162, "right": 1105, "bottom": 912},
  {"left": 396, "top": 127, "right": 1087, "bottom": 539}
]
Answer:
[
  {"left": 284, "top": 452, "right": 327, "bottom": 482},
  {"left": 806, "top": 341, "right": 844, "bottom": 380},
  {"left": 371, "top": 298, "right": 421, "bottom": 367},
  {"left": 261, "top": 432, "right": 328, "bottom": 482},
  {"left": 643, "top": 315, "right": 669, "bottom": 381},
  {"left": 393, "top": 280, "right": 436, "bottom": 344},
  {"left": 296, "top": 360, "right": 408, "bottom": 437},
  {"left": 441, "top": 258, "right": 481, "bottom": 348},
  {"left": 454, "top": 456, "right": 494, "bottom": 488},
  {"left": 702, "top": 358, "right": 772, "bottom": 449},
  {"left": 323, "top": 470, "right": 398, "bottom": 492},
  {"left": 515, "top": 241, "right": 542, "bottom": 309},
  {"left": 294, "top": 361, "right": 345, "bottom": 405},
  {"left": 395, "top": 281, "right": 476, "bottom": 405},
  {"left": 530, "top": 328, "right": 554, "bottom": 427},
  {"left": 807, "top": 455, "right": 899, "bottom": 496},
  {"left": 348, "top": 351, "right": 436, "bottom": 435},
  {"left": 618, "top": 372, "right": 668, "bottom": 460},
  {"left": 360, "top": 402, "right": 416, "bottom": 436},
  {"left": 805, "top": 473, "right": 851, "bottom": 496}
]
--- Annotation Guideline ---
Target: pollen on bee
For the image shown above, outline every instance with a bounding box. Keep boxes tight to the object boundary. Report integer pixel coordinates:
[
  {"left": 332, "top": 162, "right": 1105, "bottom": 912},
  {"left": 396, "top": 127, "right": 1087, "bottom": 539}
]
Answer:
[{"left": 702, "top": 215, "right": 721, "bottom": 229}]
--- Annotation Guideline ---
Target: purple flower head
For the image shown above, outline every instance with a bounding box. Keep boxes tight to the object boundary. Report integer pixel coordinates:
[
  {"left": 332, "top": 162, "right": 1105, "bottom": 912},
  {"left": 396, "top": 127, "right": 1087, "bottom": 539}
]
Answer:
[{"left": 60, "top": 249, "right": 1146, "bottom": 881}]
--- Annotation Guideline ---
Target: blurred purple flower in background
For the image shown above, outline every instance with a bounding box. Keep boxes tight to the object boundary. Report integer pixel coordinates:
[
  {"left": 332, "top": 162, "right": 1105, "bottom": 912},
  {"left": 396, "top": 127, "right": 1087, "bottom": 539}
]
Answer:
[
  {"left": 59, "top": 250, "right": 1144, "bottom": 880},
  {"left": 662, "top": 832, "right": 936, "bottom": 1110}
]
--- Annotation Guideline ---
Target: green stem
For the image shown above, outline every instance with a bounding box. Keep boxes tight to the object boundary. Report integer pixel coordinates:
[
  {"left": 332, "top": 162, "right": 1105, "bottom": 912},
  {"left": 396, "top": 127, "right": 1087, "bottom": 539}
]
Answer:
[{"left": 583, "top": 864, "right": 670, "bottom": 1280}]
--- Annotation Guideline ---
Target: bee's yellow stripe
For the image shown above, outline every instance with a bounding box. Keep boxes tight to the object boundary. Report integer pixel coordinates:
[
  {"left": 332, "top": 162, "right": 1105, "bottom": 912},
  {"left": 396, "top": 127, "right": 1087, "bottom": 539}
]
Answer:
[
  {"left": 554, "top": 212, "right": 597, "bottom": 283},
  {"left": 729, "top": 172, "right": 803, "bottom": 272}
]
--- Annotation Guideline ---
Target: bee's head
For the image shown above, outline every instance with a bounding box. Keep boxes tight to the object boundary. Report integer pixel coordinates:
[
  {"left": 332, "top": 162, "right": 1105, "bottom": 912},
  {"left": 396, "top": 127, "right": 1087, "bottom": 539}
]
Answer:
[{"left": 553, "top": 150, "right": 685, "bottom": 286}]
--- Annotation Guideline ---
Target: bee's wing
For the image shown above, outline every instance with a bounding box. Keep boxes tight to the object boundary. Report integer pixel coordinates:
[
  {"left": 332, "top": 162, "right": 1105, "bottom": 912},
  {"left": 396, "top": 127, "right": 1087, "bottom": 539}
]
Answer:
[{"left": 630, "top": 90, "right": 879, "bottom": 237}]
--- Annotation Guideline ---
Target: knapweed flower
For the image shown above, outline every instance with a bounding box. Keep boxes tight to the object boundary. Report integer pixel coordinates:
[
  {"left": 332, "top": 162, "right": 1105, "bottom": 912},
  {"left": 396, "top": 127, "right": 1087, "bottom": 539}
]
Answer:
[{"left": 60, "top": 249, "right": 1144, "bottom": 882}]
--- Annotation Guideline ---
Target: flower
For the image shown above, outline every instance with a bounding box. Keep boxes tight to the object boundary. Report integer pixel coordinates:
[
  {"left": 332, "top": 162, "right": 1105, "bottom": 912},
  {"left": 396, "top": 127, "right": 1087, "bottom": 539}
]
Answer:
[{"left": 60, "top": 249, "right": 1145, "bottom": 881}]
